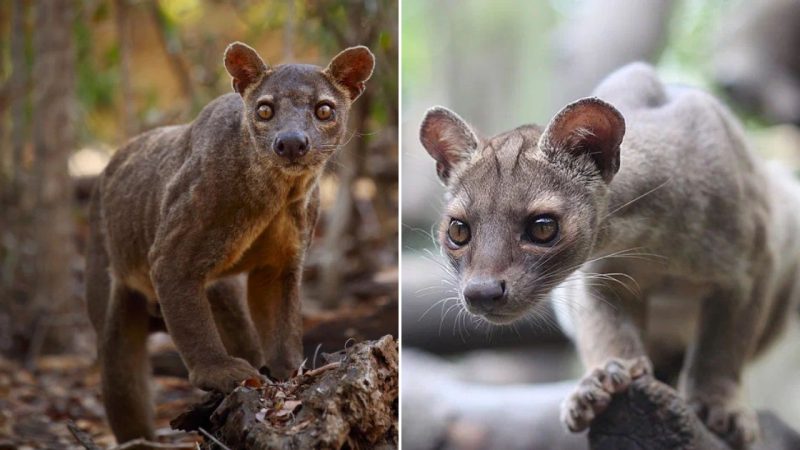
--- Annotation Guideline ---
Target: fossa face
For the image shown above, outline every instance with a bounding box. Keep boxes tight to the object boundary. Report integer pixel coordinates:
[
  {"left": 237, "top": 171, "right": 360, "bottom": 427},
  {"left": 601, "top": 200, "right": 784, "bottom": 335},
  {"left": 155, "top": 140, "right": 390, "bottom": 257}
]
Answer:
[
  {"left": 240, "top": 64, "right": 353, "bottom": 174},
  {"left": 226, "top": 43, "right": 375, "bottom": 175},
  {"left": 421, "top": 99, "right": 625, "bottom": 324}
]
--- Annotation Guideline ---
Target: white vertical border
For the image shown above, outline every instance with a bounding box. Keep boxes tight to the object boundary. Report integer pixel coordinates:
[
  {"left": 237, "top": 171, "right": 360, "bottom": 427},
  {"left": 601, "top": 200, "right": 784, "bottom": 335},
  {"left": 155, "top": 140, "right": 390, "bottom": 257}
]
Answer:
[{"left": 396, "top": 0, "right": 404, "bottom": 446}]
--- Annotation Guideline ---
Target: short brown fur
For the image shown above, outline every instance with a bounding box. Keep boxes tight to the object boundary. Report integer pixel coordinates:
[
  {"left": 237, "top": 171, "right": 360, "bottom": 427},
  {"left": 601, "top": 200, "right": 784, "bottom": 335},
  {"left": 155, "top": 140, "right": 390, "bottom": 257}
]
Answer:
[{"left": 85, "top": 42, "right": 374, "bottom": 444}]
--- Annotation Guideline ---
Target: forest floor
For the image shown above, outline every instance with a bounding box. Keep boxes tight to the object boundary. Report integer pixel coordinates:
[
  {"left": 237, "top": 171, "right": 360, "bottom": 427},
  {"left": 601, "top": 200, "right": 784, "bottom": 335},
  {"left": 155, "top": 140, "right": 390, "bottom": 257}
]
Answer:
[
  {"left": 0, "top": 264, "right": 397, "bottom": 449},
  {"left": 0, "top": 350, "right": 203, "bottom": 449},
  {"left": 1, "top": 284, "right": 397, "bottom": 449}
]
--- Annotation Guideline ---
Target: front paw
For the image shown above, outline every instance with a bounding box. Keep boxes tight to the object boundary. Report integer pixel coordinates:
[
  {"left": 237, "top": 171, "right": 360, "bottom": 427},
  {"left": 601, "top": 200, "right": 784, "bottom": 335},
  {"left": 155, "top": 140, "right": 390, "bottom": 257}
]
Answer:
[
  {"left": 561, "top": 356, "right": 652, "bottom": 432},
  {"left": 189, "top": 357, "right": 263, "bottom": 393},
  {"left": 689, "top": 394, "right": 759, "bottom": 449}
]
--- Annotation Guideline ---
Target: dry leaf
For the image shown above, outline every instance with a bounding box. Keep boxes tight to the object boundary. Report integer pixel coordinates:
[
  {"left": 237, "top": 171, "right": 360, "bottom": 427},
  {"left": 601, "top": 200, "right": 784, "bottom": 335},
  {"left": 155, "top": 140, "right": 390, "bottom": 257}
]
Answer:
[{"left": 242, "top": 377, "right": 264, "bottom": 389}]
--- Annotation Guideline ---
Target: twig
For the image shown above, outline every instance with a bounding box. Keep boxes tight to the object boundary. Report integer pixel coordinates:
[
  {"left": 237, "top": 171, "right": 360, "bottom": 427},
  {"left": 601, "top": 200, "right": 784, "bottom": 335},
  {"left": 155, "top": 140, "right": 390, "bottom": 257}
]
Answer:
[
  {"left": 154, "top": 428, "right": 195, "bottom": 439},
  {"left": 304, "top": 361, "right": 341, "bottom": 378},
  {"left": 111, "top": 438, "right": 197, "bottom": 449},
  {"left": 198, "top": 427, "right": 232, "bottom": 450},
  {"left": 67, "top": 420, "right": 102, "bottom": 450}
]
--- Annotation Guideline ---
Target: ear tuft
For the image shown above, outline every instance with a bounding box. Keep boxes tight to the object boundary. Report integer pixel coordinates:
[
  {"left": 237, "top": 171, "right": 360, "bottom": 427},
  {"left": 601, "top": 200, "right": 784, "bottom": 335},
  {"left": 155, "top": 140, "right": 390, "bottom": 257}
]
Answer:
[
  {"left": 224, "top": 42, "right": 268, "bottom": 95},
  {"left": 419, "top": 106, "right": 480, "bottom": 184},
  {"left": 540, "top": 97, "right": 625, "bottom": 183},
  {"left": 325, "top": 46, "right": 375, "bottom": 100}
]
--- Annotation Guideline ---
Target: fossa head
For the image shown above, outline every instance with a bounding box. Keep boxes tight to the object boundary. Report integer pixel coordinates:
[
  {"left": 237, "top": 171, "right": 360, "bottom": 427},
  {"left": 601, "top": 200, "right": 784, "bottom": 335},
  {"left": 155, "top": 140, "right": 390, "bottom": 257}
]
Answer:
[
  {"left": 224, "top": 42, "right": 374, "bottom": 174},
  {"left": 420, "top": 98, "right": 625, "bottom": 324}
]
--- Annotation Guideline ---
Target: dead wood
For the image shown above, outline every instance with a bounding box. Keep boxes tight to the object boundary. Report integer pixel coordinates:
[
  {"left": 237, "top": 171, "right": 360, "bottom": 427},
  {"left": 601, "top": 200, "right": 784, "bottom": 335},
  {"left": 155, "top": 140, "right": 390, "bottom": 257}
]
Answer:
[
  {"left": 171, "top": 335, "right": 398, "bottom": 450},
  {"left": 67, "top": 420, "right": 102, "bottom": 450},
  {"left": 402, "top": 349, "right": 800, "bottom": 450},
  {"left": 589, "top": 375, "right": 800, "bottom": 450}
]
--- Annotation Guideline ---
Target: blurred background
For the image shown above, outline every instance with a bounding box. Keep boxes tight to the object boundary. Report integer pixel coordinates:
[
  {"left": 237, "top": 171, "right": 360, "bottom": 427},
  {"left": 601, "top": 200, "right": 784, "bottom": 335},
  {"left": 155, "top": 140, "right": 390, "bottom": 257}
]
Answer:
[
  {"left": 0, "top": 0, "right": 397, "bottom": 447},
  {"left": 401, "top": 0, "right": 800, "bottom": 448}
]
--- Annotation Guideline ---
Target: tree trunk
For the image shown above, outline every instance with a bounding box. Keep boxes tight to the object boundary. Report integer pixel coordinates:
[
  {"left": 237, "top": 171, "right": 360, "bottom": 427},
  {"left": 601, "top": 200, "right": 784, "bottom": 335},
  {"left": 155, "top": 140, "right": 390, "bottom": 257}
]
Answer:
[
  {"left": 115, "top": 0, "right": 136, "bottom": 138},
  {"left": 24, "top": 0, "right": 78, "bottom": 358},
  {"left": 312, "top": 0, "right": 395, "bottom": 308},
  {"left": 149, "top": 0, "right": 195, "bottom": 114},
  {"left": 0, "top": 0, "right": 30, "bottom": 356},
  {"left": 318, "top": 91, "right": 371, "bottom": 307},
  {"left": 0, "top": 2, "right": 6, "bottom": 184},
  {"left": 9, "top": 0, "right": 28, "bottom": 186}
]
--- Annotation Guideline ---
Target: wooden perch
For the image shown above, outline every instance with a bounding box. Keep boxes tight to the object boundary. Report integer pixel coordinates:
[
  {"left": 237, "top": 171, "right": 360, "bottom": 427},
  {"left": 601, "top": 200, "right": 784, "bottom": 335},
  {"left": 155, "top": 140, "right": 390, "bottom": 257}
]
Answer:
[
  {"left": 171, "top": 336, "right": 398, "bottom": 450},
  {"left": 401, "top": 349, "right": 800, "bottom": 450},
  {"left": 589, "top": 375, "right": 800, "bottom": 450}
]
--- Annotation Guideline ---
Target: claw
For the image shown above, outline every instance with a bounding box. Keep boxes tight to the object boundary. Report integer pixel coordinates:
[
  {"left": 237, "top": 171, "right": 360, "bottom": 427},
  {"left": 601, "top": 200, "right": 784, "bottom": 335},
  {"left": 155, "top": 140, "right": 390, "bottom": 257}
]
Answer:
[{"left": 561, "top": 356, "right": 653, "bottom": 433}]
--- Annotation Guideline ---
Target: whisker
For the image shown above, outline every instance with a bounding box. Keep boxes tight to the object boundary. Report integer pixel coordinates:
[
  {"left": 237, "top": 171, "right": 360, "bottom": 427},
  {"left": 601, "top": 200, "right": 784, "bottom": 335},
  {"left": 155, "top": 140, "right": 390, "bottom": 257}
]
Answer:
[
  {"left": 419, "top": 296, "right": 458, "bottom": 321},
  {"left": 602, "top": 177, "right": 672, "bottom": 220}
]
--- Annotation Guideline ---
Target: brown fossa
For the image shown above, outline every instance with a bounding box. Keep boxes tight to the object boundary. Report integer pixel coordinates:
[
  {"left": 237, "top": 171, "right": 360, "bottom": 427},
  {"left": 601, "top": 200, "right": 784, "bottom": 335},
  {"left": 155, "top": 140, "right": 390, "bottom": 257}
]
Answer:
[
  {"left": 420, "top": 63, "right": 800, "bottom": 449},
  {"left": 85, "top": 42, "right": 374, "bottom": 445}
]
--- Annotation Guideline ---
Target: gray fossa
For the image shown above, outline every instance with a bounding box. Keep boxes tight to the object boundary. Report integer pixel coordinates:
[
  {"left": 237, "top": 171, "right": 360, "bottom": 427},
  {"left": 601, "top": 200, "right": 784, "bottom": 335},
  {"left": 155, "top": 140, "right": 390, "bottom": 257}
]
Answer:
[
  {"left": 419, "top": 63, "right": 800, "bottom": 449},
  {"left": 85, "top": 42, "right": 373, "bottom": 444}
]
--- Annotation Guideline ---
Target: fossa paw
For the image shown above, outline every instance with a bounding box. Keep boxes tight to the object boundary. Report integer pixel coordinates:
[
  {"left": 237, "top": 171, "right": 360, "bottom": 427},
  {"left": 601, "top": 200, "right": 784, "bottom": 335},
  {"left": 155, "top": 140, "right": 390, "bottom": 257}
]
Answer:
[
  {"left": 560, "top": 356, "right": 652, "bottom": 432},
  {"left": 690, "top": 396, "right": 759, "bottom": 449},
  {"left": 188, "top": 356, "right": 263, "bottom": 393}
]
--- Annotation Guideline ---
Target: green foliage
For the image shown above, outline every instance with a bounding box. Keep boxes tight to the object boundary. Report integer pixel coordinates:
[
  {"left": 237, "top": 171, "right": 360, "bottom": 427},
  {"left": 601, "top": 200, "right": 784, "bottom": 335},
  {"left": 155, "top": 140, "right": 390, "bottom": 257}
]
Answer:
[
  {"left": 67, "top": 0, "right": 396, "bottom": 148},
  {"left": 74, "top": 3, "right": 118, "bottom": 144}
]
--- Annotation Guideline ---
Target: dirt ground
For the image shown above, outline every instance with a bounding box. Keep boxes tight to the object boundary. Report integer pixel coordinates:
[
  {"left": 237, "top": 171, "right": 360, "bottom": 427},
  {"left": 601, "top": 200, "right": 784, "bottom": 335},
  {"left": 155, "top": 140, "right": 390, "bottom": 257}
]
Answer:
[{"left": 0, "top": 350, "right": 203, "bottom": 448}]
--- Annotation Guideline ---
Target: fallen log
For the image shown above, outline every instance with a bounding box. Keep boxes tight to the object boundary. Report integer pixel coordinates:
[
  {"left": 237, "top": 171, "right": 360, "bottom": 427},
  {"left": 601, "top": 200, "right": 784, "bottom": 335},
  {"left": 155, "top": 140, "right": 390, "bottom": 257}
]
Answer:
[
  {"left": 171, "top": 335, "right": 398, "bottom": 450},
  {"left": 589, "top": 375, "right": 800, "bottom": 450},
  {"left": 401, "top": 349, "right": 800, "bottom": 450}
]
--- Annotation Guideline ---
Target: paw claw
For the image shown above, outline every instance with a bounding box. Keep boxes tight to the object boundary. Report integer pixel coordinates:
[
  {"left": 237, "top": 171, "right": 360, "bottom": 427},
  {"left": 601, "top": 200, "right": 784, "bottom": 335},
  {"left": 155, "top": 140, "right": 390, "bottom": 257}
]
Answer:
[
  {"left": 560, "top": 356, "right": 652, "bottom": 433},
  {"left": 629, "top": 356, "right": 652, "bottom": 378},
  {"left": 189, "top": 357, "right": 262, "bottom": 393}
]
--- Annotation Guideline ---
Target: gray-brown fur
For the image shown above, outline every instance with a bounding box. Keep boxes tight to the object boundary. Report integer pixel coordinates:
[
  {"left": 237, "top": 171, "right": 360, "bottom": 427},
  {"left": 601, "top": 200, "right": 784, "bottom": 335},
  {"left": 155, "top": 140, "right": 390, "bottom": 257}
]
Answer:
[
  {"left": 420, "top": 63, "right": 800, "bottom": 449},
  {"left": 85, "top": 42, "right": 374, "bottom": 444}
]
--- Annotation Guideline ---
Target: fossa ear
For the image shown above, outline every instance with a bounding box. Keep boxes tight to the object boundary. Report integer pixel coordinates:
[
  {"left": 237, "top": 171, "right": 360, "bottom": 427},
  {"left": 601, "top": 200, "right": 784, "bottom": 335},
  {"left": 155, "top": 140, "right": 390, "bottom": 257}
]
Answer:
[
  {"left": 325, "top": 46, "right": 375, "bottom": 100},
  {"left": 540, "top": 97, "right": 626, "bottom": 183},
  {"left": 419, "top": 106, "right": 480, "bottom": 184},
  {"left": 224, "top": 42, "right": 269, "bottom": 95}
]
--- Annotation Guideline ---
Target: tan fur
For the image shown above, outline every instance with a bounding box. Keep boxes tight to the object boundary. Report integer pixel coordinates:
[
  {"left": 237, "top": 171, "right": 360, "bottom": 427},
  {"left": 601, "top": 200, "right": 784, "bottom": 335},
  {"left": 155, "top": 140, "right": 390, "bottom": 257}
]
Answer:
[
  {"left": 420, "top": 63, "right": 800, "bottom": 449},
  {"left": 85, "top": 42, "right": 373, "bottom": 445}
]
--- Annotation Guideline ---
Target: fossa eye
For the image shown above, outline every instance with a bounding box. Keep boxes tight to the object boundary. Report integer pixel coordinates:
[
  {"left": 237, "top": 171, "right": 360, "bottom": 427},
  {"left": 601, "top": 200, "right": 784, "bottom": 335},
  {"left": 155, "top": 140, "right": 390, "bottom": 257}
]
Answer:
[
  {"left": 315, "top": 103, "right": 334, "bottom": 121},
  {"left": 256, "top": 103, "right": 274, "bottom": 120},
  {"left": 447, "top": 219, "right": 471, "bottom": 247},
  {"left": 526, "top": 215, "right": 559, "bottom": 245}
]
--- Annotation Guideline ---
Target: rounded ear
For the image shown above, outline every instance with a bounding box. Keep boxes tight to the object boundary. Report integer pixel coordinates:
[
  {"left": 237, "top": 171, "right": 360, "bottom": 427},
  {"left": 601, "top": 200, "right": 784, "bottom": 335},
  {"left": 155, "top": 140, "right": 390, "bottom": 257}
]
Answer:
[
  {"left": 540, "top": 97, "right": 625, "bottom": 183},
  {"left": 325, "top": 46, "right": 375, "bottom": 100},
  {"left": 419, "top": 106, "right": 480, "bottom": 184},
  {"left": 224, "top": 42, "right": 268, "bottom": 95}
]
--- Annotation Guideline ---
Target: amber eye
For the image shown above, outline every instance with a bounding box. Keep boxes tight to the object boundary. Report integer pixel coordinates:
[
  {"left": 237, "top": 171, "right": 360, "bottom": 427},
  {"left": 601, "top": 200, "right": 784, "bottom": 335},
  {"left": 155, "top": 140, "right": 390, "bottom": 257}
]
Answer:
[
  {"left": 256, "top": 103, "right": 273, "bottom": 120},
  {"left": 525, "top": 215, "right": 559, "bottom": 245},
  {"left": 315, "top": 103, "right": 334, "bottom": 121},
  {"left": 447, "top": 219, "right": 471, "bottom": 247}
]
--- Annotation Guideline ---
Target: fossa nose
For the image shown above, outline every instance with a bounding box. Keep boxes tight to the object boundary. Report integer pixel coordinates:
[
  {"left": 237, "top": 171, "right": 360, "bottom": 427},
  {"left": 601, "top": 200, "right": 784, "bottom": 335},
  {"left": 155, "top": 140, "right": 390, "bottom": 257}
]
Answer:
[
  {"left": 273, "top": 130, "right": 310, "bottom": 161},
  {"left": 463, "top": 277, "right": 507, "bottom": 313}
]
